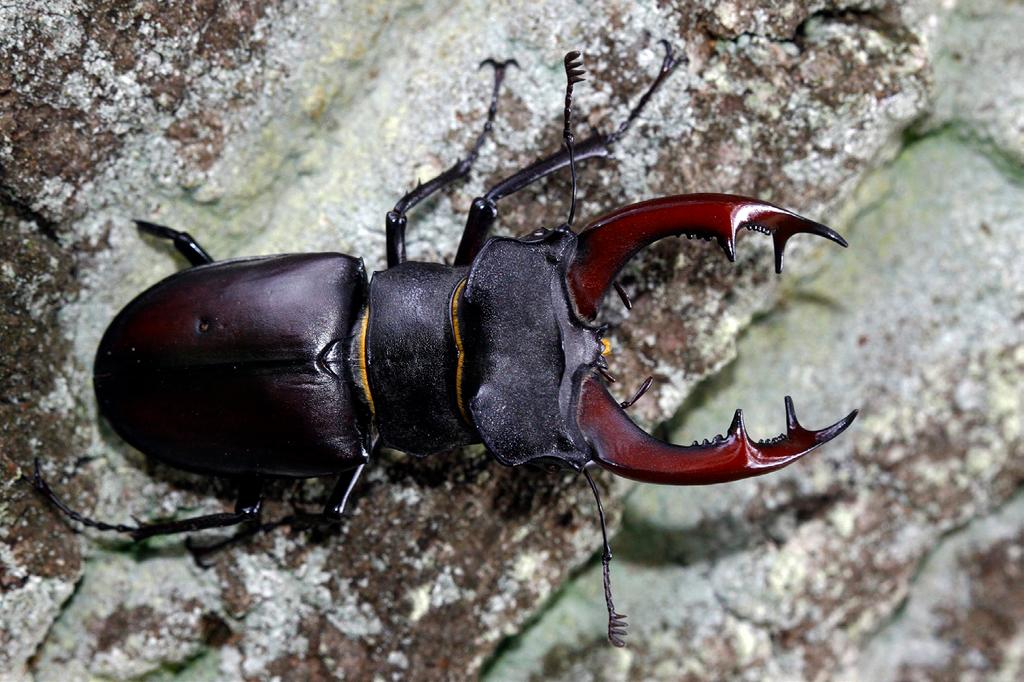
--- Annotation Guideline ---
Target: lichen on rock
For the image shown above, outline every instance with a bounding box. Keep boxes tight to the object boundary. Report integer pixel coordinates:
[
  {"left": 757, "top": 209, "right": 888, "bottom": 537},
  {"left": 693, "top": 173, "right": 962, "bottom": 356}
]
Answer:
[{"left": 1, "top": 0, "right": 1021, "bottom": 680}]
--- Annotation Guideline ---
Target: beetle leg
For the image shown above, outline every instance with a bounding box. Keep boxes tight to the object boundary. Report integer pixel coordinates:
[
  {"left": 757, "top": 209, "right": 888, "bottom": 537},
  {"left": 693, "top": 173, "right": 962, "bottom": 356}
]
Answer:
[
  {"left": 385, "top": 58, "right": 518, "bottom": 268},
  {"left": 322, "top": 462, "right": 366, "bottom": 520},
  {"left": 120, "top": 479, "right": 265, "bottom": 540},
  {"left": 566, "top": 193, "right": 849, "bottom": 320},
  {"left": 576, "top": 376, "right": 857, "bottom": 485},
  {"left": 453, "top": 41, "right": 680, "bottom": 265},
  {"left": 135, "top": 220, "right": 213, "bottom": 266},
  {"left": 184, "top": 508, "right": 326, "bottom": 566},
  {"left": 233, "top": 477, "right": 264, "bottom": 516},
  {"left": 187, "top": 447, "right": 374, "bottom": 565},
  {"left": 31, "top": 458, "right": 264, "bottom": 541}
]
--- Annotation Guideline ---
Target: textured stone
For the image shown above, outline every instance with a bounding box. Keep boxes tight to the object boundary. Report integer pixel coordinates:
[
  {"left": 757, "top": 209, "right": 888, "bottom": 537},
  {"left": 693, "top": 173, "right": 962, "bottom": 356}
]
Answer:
[
  {"left": 485, "top": 62, "right": 1024, "bottom": 682},
  {"left": 924, "top": 0, "right": 1024, "bottom": 164},
  {"left": 4, "top": 0, "right": 1014, "bottom": 680},
  {"left": 850, "top": 493, "right": 1024, "bottom": 682}
]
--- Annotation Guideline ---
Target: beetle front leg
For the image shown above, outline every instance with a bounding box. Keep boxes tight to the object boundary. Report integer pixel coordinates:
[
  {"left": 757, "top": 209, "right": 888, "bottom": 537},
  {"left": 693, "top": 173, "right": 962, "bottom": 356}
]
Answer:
[{"left": 385, "top": 58, "right": 517, "bottom": 267}]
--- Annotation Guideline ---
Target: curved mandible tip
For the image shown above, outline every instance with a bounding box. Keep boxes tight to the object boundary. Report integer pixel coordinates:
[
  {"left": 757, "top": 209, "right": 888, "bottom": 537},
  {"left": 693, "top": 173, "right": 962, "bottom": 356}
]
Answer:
[
  {"left": 577, "top": 374, "right": 857, "bottom": 485},
  {"left": 566, "top": 193, "right": 847, "bottom": 320}
]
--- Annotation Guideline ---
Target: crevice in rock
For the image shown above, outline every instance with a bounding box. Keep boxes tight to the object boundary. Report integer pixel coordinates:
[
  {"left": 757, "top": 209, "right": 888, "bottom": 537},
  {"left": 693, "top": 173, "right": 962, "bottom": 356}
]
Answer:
[
  {"left": 698, "top": 2, "right": 911, "bottom": 48},
  {"left": 0, "top": 184, "right": 60, "bottom": 243},
  {"left": 908, "top": 121, "right": 1024, "bottom": 185},
  {"left": 793, "top": 5, "right": 915, "bottom": 47},
  {"left": 856, "top": 484, "right": 1024, "bottom": 655}
]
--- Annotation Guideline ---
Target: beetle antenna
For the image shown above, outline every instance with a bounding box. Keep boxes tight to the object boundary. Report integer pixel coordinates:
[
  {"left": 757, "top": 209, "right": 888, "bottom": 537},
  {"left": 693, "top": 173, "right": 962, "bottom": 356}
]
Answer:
[
  {"left": 583, "top": 467, "right": 628, "bottom": 647},
  {"left": 560, "top": 50, "right": 585, "bottom": 230}
]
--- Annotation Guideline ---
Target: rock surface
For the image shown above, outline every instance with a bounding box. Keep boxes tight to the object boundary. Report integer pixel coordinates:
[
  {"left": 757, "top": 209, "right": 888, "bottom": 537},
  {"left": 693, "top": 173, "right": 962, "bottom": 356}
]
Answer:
[
  {"left": 1, "top": 0, "right": 1020, "bottom": 680},
  {"left": 487, "top": 1, "right": 1024, "bottom": 678},
  {"left": 486, "top": 131, "right": 1024, "bottom": 681}
]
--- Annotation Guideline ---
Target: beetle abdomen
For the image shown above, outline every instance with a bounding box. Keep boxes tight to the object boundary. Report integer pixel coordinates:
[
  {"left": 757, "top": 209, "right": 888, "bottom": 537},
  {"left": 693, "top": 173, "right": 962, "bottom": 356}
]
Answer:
[{"left": 94, "top": 253, "right": 369, "bottom": 477}]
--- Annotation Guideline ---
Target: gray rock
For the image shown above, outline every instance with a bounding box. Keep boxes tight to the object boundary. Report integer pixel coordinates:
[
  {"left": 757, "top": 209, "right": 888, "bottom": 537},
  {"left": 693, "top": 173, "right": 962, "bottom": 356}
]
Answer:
[
  {"left": 5, "top": 0, "right": 1018, "bottom": 680},
  {"left": 486, "top": 128, "right": 1024, "bottom": 682},
  {"left": 486, "top": 0, "right": 1024, "bottom": 674}
]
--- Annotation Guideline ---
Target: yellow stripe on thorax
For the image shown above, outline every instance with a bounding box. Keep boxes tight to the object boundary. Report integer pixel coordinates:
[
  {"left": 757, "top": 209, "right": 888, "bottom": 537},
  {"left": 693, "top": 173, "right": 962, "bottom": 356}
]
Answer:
[
  {"left": 358, "top": 307, "right": 376, "bottom": 417},
  {"left": 450, "top": 278, "right": 470, "bottom": 424}
]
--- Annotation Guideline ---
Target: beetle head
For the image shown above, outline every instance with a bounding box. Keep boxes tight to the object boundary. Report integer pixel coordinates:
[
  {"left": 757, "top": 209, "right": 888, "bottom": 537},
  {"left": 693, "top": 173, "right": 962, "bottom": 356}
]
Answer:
[
  {"left": 458, "top": 227, "right": 603, "bottom": 470},
  {"left": 459, "top": 193, "right": 857, "bottom": 484}
]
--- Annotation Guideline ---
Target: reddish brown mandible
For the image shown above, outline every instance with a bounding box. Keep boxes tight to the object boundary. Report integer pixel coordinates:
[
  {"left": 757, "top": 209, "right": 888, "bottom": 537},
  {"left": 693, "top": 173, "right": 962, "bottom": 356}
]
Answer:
[{"left": 567, "top": 193, "right": 857, "bottom": 485}]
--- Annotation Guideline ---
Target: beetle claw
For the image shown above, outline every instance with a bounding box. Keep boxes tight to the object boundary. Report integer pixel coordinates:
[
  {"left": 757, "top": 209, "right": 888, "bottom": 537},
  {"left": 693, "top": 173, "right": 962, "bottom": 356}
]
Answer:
[
  {"left": 608, "top": 610, "right": 628, "bottom": 647},
  {"left": 577, "top": 374, "right": 858, "bottom": 485},
  {"left": 478, "top": 57, "right": 520, "bottom": 72}
]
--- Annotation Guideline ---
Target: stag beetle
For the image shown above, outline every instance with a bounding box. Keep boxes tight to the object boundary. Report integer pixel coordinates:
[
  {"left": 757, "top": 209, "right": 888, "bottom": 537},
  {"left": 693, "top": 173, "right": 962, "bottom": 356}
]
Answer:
[{"left": 34, "top": 44, "right": 858, "bottom": 647}]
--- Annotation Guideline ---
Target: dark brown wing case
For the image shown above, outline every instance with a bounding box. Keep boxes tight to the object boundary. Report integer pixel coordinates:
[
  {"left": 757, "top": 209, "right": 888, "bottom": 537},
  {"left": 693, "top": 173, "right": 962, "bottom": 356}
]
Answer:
[{"left": 94, "top": 253, "right": 369, "bottom": 477}]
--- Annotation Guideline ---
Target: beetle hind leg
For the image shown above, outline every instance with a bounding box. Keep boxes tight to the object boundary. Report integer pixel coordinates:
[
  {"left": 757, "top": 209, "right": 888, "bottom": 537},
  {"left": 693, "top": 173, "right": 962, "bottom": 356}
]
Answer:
[
  {"left": 31, "top": 459, "right": 263, "bottom": 541},
  {"left": 135, "top": 220, "right": 214, "bottom": 266},
  {"left": 186, "top": 460, "right": 370, "bottom": 565}
]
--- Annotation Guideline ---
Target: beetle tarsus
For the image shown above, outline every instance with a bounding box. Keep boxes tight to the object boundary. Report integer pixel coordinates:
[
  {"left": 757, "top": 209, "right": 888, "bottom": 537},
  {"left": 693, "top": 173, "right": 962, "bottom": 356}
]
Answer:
[
  {"left": 32, "top": 458, "right": 136, "bottom": 534},
  {"left": 606, "top": 39, "right": 679, "bottom": 146}
]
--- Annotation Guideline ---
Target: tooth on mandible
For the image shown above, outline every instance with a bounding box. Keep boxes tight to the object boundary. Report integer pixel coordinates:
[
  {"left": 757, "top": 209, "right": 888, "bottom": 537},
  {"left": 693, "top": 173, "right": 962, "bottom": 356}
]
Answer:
[
  {"left": 567, "top": 193, "right": 848, "bottom": 321},
  {"left": 577, "top": 374, "right": 858, "bottom": 485}
]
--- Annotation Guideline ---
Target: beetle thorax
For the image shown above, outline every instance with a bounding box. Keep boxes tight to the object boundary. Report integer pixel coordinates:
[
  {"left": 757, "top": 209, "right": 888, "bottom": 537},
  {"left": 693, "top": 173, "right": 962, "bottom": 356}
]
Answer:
[
  {"left": 356, "top": 231, "right": 604, "bottom": 466},
  {"left": 356, "top": 262, "right": 475, "bottom": 455}
]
